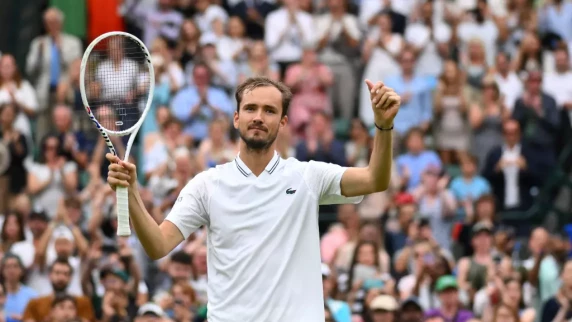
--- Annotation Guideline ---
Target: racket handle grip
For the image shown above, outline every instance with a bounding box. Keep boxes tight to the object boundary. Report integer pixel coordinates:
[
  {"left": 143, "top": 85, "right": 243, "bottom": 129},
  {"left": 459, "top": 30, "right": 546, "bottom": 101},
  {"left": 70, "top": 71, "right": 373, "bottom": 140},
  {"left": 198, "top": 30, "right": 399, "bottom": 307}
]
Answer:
[{"left": 116, "top": 186, "right": 131, "bottom": 236}]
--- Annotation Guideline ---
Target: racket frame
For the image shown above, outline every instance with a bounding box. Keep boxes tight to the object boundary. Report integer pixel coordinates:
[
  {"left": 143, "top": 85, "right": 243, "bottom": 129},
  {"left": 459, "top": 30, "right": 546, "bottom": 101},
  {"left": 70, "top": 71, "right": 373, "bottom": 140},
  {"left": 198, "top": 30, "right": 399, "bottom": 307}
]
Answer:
[{"left": 79, "top": 31, "right": 155, "bottom": 236}]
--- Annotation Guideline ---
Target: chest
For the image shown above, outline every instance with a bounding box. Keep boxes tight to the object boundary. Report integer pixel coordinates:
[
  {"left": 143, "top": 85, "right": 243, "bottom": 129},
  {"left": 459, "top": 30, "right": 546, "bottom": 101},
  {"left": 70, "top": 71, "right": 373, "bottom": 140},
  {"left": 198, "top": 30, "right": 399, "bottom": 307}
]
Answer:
[{"left": 208, "top": 173, "right": 315, "bottom": 245}]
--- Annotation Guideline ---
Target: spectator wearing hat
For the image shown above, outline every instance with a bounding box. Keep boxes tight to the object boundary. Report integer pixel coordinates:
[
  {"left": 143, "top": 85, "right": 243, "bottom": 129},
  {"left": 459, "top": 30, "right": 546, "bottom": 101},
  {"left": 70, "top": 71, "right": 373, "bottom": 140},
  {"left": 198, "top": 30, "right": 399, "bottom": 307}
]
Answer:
[
  {"left": 399, "top": 297, "right": 423, "bottom": 322},
  {"left": 385, "top": 193, "right": 417, "bottom": 259},
  {"left": 454, "top": 194, "right": 498, "bottom": 258},
  {"left": 424, "top": 275, "right": 473, "bottom": 322},
  {"left": 322, "top": 263, "right": 352, "bottom": 322},
  {"left": 22, "top": 257, "right": 94, "bottom": 322},
  {"left": 367, "top": 294, "right": 398, "bottom": 322},
  {"left": 135, "top": 302, "right": 167, "bottom": 322}
]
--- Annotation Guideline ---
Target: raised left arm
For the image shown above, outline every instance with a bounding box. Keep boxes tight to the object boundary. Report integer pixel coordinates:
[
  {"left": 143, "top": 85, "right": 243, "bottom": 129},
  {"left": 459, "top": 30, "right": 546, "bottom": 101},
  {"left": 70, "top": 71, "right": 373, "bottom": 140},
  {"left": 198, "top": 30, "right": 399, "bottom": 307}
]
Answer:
[{"left": 341, "top": 80, "right": 400, "bottom": 197}]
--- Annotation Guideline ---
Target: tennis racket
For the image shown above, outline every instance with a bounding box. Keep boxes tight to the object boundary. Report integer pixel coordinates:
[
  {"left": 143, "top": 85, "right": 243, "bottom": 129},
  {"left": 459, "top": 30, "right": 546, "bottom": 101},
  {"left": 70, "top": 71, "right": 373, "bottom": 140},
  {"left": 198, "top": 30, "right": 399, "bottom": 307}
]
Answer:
[{"left": 79, "top": 31, "right": 155, "bottom": 236}]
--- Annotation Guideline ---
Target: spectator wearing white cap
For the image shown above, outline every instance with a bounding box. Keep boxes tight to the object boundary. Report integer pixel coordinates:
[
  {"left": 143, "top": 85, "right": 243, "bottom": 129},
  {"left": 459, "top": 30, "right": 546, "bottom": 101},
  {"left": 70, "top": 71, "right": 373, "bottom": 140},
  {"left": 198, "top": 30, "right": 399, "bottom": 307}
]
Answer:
[
  {"left": 136, "top": 302, "right": 166, "bottom": 322},
  {"left": 322, "top": 263, "right": 352, "bottom": 322},
  {"left": 367, "top": 294, "right": 398, "bottom": 322}
]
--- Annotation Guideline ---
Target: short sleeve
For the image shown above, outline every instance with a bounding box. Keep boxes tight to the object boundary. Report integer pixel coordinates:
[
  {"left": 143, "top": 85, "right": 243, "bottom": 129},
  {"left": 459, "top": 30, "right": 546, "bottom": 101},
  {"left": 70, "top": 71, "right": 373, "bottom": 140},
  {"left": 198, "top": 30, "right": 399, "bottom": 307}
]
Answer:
[
  {"left": 63, "top": 162, "right": 78, "bottom": 174},
  {"left": 165, "top": 172, "right": 211, "bottom": 239},
  {"left": 306, "top": 161, "right": 364, "bottom": 205}
]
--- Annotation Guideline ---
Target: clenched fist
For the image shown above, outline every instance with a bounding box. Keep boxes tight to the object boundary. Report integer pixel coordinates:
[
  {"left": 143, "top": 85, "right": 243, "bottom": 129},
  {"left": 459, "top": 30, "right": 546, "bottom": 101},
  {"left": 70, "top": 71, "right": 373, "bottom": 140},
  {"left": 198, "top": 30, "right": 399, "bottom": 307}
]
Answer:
[{"left": 365, "top": 79, "right": 401, "bottom": 129}]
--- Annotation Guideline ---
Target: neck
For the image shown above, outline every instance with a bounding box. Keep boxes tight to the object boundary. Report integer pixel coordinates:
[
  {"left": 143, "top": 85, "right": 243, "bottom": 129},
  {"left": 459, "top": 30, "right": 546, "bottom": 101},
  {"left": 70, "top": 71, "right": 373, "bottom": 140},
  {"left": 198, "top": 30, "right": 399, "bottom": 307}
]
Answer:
[
  {"left": 403, "top": 73, "right": 413, "bottom": 81},
  {"left": 330, "top": 9, "right": 343, "bottom": 17},
  {"left": 441, "top": 304, "right": 457, "bottom": 317},
  {"left": 462, "top": 174, "right": 473, "bottom": 180},
  {"left": 475, "top": 249, "right": 490, "bottom": 257},
  {"left": 506, "top": 142, "right": 518, "bottom": 149},
  {"left": 499, "top": 70, "right": 508, "bottom": 78},
  {"left": 239, "top": 144, "right": 276, "bottom": 176},
  {"left": 5, "top": 281, "right": 19, "bottom": 293}
]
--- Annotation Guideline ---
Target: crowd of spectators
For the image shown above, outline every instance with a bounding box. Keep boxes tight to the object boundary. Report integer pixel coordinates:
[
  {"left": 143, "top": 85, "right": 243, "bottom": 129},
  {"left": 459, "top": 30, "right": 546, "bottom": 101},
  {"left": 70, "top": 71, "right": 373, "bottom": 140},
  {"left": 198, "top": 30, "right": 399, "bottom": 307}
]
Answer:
[{"left": 1, "top": 0, "right": 572, "bottom": 321}]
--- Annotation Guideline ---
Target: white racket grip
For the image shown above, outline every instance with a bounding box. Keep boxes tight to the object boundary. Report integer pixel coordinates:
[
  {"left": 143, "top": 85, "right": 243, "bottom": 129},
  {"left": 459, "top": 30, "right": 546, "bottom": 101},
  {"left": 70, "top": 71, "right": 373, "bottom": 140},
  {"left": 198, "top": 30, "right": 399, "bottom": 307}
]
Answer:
[{"left": 116, "top": 186, "right": 131, "bottom": 236}]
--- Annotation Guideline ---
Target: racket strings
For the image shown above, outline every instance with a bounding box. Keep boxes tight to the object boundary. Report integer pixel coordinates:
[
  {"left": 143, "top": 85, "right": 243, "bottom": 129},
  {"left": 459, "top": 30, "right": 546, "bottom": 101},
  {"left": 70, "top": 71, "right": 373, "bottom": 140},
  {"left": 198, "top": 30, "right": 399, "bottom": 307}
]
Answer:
[{"left": 83, "top": 35, "right": 151, "bottom": 133}]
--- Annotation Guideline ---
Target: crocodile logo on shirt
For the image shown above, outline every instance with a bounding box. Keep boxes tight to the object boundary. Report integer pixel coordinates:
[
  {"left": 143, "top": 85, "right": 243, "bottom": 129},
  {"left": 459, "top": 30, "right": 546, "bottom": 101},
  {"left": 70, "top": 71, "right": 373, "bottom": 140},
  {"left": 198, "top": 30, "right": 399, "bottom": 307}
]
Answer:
[{"left": 286, "top": 188, "right": 297, "bottom": 195}]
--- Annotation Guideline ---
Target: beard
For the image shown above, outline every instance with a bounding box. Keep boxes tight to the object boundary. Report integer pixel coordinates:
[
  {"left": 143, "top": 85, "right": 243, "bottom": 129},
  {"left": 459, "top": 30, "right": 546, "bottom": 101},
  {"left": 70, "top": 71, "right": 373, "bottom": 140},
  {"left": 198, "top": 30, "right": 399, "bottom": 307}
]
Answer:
[
  {"left": 239, "top": 125, "right": 278, "bottom": 152},
  {"left": 52, "top": 281, "right": 68, "bottom": 294}
]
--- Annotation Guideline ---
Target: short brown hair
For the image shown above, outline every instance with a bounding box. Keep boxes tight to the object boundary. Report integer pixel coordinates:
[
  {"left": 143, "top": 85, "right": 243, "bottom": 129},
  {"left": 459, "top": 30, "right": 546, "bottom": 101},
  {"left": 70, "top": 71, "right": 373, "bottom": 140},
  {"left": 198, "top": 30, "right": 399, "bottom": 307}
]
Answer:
[{"left": 235, "top": 77, "right": 292, "bottom": 117}]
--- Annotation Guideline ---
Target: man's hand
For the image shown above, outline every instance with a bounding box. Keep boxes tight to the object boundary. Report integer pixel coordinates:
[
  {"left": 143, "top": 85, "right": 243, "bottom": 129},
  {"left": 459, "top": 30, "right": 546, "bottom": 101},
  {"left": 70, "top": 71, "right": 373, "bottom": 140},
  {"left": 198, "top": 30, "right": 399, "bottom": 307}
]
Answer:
[
  {"left": 106, "top": 153, "right": 138, "bottom": 191},
  {"left": 365, "top": 79, "right": 400, "bottom": 128}
]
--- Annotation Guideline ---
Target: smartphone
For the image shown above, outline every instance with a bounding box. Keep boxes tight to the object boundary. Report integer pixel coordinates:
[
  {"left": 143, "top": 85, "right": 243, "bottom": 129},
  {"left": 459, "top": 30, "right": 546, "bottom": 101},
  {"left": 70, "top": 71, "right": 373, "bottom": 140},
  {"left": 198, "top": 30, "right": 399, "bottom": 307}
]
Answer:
[{"left": 353, "top": 264, "right": 377, "bottom": 282}]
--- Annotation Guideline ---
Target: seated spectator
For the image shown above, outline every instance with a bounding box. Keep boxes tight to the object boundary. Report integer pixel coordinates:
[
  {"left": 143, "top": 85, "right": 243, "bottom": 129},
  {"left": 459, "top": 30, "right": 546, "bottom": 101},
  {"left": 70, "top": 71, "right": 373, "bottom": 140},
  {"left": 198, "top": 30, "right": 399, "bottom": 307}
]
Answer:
[
  {"left": 322, "top": 264, "right": 351, "bottom": 322},
  {"left": 398, "top": 297, "right": 423, "bottom": 322},
  {"left": 396, "top": 128, "right": 442, "bottom": 192},
  {"left": 194, "top": 34, "right": 239, "bottom": 92},
  {"left": 197, "top": 118, "right": 238, "bottom": 169},
  {"left": 449, "top": 155, "right": 492, "bottom": 216},
  {"left": 23, "top": 258, "right": 94, "bottom": 322},
  {"left": 366, "top": 294, "right": 398, "bottom": 322},
  {"left": 424, "top": 275, "right": 474, "bottom": 322},
  {"left": 193, "top": 0, "right": 228, "bottom": 35},
  {"left": 295, "top": 111, "right": 346, "bottom": 166},
  {"left": 541, "top": 259, "right": 572, "bottom": 322},
  {"left": 135, "top": 302, "right": 167, "bottom": 322},
  {"left": 0, "top": 213, "right": 34, "bottom": 269},
  {"left": 42, "top": 294, "right": 80, "bottom": 322},
  {"left": 52, "top": 104, "right": 90, "bottom": 169},
  {"left": 238, "top": 41, "right": 280, "bottom": 83},
  {"left": 455, "top": 194, "right": 498, "bottom": 257},
  {"left": 384, "top": 193, "right": 417, "bottom": 259},
  {"left": 1, "top": 253, "right": 38, "bottom": 321}
]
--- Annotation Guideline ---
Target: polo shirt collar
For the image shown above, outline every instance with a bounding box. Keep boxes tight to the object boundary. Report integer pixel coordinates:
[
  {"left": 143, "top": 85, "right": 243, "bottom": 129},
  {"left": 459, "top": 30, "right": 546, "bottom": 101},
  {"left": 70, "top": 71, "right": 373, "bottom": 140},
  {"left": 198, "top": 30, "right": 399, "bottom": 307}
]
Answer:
[{"left": 234, "top": 151, "right": 280, "bottom": 177}]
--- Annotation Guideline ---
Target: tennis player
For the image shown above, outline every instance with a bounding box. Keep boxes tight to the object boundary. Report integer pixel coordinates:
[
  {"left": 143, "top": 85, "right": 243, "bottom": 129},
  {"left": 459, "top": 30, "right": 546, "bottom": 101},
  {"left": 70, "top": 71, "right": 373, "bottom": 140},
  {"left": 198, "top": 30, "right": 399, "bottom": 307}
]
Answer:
[{"left": 106, "top": 77, "right": 400, "bottom": 321}]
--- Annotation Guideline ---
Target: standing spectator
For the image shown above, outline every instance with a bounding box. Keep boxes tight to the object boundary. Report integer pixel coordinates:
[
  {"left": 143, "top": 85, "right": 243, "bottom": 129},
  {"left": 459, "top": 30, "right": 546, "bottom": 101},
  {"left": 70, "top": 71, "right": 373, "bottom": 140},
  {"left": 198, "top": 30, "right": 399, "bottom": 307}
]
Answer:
[
  {"left": 27, "top": 135, "right": 78, "bottom": 218},
  {"left": 543, "top": 44, "right": 572, "bottom": 110},
  {"left": 0, "top": 103, "right": 28, "bottom": 214},
  {"left": 493, "top": 52, "right": 523, "bottom": 112},
  {"left": 449, "top": 155, "right": 491, "bottom": 216},
  {"left": 228, "top": 0, "right": 277, "bottom": 40},
  {"left": 216, "top": 17, "right": 250, "bottom": 64},
  {"left": 170, "top": 63, "right": 234, "bottom": 144},
  {"left": 195, "top": 34, "right": 239, "bottom": 92},
  {"left": 367, "top": 294, "right": 398, "bottom": 322},
  {"left": 469, "top": 76, "right": 508, "bottom": 172},
  {"left": 432, "top": 60, "right": 470, "bottom": 165},
  {"left": 177, "top": 20, "right": 202, "bottom": 70},
  {"left": 194, "top": 0, "right": 229, "bottom": 35},
  {"left": 314, "top": 0, "right": 362, "bottom": 120},
  {"left": 540, "top": 259, "right": 572, "bottom": 322},
  {"left": 22, "top": 258, "right": 95, "bottom": 322},
  {"left": 456, "top": 0, "right": 499, "bottom": 66},
  {"left": 359, "top": 12, "right": 403, "bottom": 127},
  {"left": 52, "top": 104, "right": 89, "bottom": 169},
  {"left": 396, "top": 128, "right": 442, "bottom": 191},
  {"left": 264, "top": 0, "right": 315, "bottom": 78},
  {"left": 404, "top": 0, "right": 452, "bottom": 78},
  {"left": 1, "top": 254, "right": 38, "bottom": 321},
  {"left": 0, "top": 213, "right": 34, "bottom": 269},
  {"left": 141, "top": 0, "right": 184, "bottom": 47},
  {"left": 538, "top": 0, "right": 572, "bottom": 44},
  {"left": 295, "top": 111, "right": 346, "bottom": 166},
  {"left": 26, "top": 7, "right": 82, "bottom": 143},
  {"left": 382, "top": 49, "right": 435, "bottom": 136},
  {"left": 0, "top": 54, "right": 38, "bottom": 146},
  {"left": 40, "top": 294, "right": 80, "bottom": 322},
  {"left": 284, "top": 47, "right": 333, "bottom": 134},
  {"left": 511, "top": 32, "right": 543, "bottom": 79},
  {"left": 238, "top": 41, "right": 280, "bottom": 82}
]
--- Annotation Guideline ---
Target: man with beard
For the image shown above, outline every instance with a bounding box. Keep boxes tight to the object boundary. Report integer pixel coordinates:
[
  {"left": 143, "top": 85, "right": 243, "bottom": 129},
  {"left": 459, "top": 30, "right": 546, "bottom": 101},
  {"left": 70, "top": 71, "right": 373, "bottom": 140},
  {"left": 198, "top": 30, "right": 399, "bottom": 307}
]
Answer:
[
  {"left": 106, "top": 77, "right": 400, "bottom": 321},
  {"left": 22, "top": 258, "right": 94, "bottom": 322}
]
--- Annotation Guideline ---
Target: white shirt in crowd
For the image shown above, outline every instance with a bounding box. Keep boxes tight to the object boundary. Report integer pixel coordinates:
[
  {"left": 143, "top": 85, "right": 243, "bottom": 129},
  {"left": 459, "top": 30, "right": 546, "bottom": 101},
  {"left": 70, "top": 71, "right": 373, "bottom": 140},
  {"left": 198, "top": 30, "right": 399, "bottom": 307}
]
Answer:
[
  {"left": 0, "top": 80, "right": 39, "bottom": 139},
  {"left": 264, "top": 8, "right": 315, "bottom": 63},
  {"left": 165, "top": 152, "right": 363, "bottom": 322},
  {"left": 95, "top": 59, "right": 141, "bottom": 101},
  {"left": 194, "top": 5, "right": 229, "bottom": 34},
  {"left": 543, "top": 70, "right": 572, "bottom": 109},
  {"left": 314, "top": 12, "right": 362, "bottom": 64},
  {"left": 501, "top": 144, "right": 521, "bottom": 209},
  {"left": 456, "top": 19, "right": 499, "bottom": 67},
  {"left": 405, "top": 21, "right": 452, "bottom": 77},
  {"left": 358, "top": 0, "right": 419, "bottom": 32},
  {"left": 494, "top": 71, "right": 523, "bottom": 112},
  {"left": 143, "top": 9, "right": 184, "bottom": 47}
]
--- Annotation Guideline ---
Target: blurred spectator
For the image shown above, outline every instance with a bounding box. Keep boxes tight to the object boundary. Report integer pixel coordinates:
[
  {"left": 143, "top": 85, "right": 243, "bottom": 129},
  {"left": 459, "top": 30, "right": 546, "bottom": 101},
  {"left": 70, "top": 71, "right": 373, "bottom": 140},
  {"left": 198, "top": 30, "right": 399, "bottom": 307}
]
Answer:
[
  {"left": 398, "top": 297, "right": 423, "bottom": 322},
  {"left": 540, "top": 258, "right": 572, "bottom": 322},
  {"left": 195, "top": 34, "right": 238, "bottom": 92},
  {"left": 296, "top": 111, "right": 346, "bottom": 165},
  {"left": 314, "top": 0, "right": 361, "bottom": 120},
  {"left": 284, "top": 47, "right": 333, "bottom": 134},
  {"left": 538, "top": 0, "right": 572, "bottom": 44},
  {"left": 26, "top": 7, "right": 82, "bottom": 143},
  {"left": 432, "top": 60, "right": 470, "bottom": 164},
  {"left": 0, "top": 213, "right": 34, "bottom": 269},
  {"left": 449, "top": 155, "right": 491, "bottom": 216},
  {"left": 493, "top": 51, "right": 523, "bottom": 113},
  {"left": 0, "top": 103, "right": 28, "bottom": 214},
  {"left": 140, "top": 0, "right": 185, "bottom": 47},
  {"left": 359, "top": 11, "right": 402, "bottom": 127},
  {"left": 40, "top": 293, "right": 79, "bottom": 322},
  {"left": 367, "top": 294, "right": 398, "bottom": 322},
  {"left": 322, "top": 263, "right": 351, "bottom": 322},
  {"left": 52, "top": 104, "right": 90, "bottom": 169},
  {"left": 238, "top": 41, "right": 280, "bottom": 82},
  {"left": 264, "top": 0, "right": 315, "bottom": 78},
  {"left": 0, "top": 55, "right": 38, "bottom": 145},
  {"left": 482, "top": 119, "right": 539, "bottom": 212},
  {"left": 396, "top": 128, "right": 442, "bottom": 191},
  {"left": 424, "top": 275, "right": 474, "bottom": 322},
  {"left": 171, "top": 63, "right": 233, "bottom": 143},
  {"left": 194, "top": 0, "right": 228, "bottom": 34},
  {"left": 23, "top": 257, "right": 94, "bottom": 321},
  {"left": 543, "top": 44, "right": 572, "bottom": 110},
  {"left": 1, "top": 253, "right": 37, "bottom": 321},
  {"left": 469, "top": 76, "right": 509, "bottom": 172}
]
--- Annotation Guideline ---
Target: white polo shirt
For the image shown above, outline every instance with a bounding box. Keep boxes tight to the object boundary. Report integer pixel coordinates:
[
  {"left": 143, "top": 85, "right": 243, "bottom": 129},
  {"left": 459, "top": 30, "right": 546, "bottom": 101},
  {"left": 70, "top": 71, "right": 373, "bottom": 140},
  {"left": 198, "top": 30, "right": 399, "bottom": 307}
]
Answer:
[{"left": 166, "top": 152, "right": 363, "bottom": 322}]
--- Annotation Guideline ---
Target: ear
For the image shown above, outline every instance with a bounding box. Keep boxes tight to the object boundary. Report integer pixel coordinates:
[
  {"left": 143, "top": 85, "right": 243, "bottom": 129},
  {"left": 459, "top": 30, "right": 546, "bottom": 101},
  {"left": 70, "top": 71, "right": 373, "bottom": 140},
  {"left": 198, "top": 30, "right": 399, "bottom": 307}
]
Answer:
[
  {"left": 233, "top": 111, "right": 239, "bottom": 130},
  {"left": 280, "top": 115, "right": 288, "bottom": 129}
]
